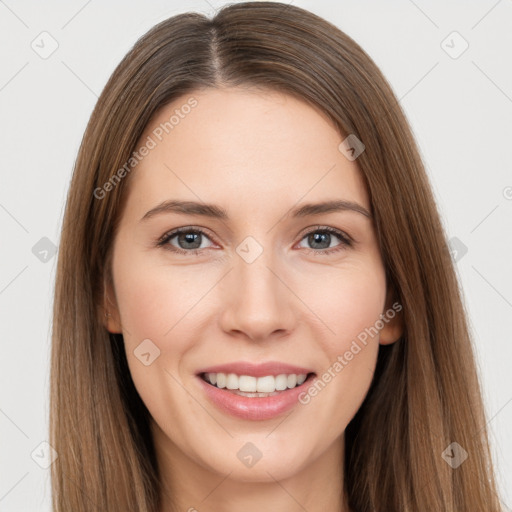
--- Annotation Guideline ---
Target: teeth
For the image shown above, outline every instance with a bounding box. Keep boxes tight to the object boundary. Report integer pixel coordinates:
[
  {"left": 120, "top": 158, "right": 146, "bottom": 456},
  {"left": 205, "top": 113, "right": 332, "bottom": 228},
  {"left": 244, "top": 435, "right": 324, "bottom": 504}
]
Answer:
[
  {"left": 216, "top": 373, "right": 226, "bottom": 388},
  {"left": 297, "top": 374, "right": 307, "bottom": 385},
  {"left": 239, "top": 375, "right": 257, "bottom": 392},
  {"left": 287, "top": 374, "right": 297, "bottom": 388},
  {"left": 204, "top": 372, "right": 309, "bottom": 392}
]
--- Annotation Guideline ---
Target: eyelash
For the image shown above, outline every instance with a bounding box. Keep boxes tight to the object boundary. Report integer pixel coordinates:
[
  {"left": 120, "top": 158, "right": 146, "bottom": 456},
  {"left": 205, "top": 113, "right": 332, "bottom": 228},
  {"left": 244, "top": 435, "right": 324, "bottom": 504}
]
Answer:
[{"left": 156, "top": 225, "right": 353, "bottom": 256}]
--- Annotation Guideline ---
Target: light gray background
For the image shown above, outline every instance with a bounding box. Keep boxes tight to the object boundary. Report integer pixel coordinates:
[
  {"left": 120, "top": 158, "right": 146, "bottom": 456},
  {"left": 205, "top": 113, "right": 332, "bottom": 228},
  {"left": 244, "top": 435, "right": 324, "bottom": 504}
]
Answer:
[{"left": 0, "top": 1, "right": 511, "bottom": 510}]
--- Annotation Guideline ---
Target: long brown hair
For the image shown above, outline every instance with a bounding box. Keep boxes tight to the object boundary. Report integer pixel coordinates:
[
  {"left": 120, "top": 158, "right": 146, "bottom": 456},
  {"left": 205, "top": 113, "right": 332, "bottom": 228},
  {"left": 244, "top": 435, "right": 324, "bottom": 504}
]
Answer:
[{"left": 50, "top": 2, "right": 503, "bottom": 510}]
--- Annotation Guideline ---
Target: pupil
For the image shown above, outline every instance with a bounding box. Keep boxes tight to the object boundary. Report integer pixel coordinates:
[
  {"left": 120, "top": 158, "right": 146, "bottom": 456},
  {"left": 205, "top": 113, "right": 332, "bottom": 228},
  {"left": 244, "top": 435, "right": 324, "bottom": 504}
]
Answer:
[
  {"left": 309, "top": 232, "right": 330, "bottom": 249},
  {"left": 179, "top": 232, "right": 201, "bottom": 249}
]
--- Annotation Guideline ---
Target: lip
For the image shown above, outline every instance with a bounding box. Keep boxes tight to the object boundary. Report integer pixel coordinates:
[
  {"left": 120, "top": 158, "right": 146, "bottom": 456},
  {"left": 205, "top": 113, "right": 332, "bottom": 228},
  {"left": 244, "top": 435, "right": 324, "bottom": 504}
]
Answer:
[
  {"left": 196, "top": 361, "right": 314, "bottom": 378},
  {"left": 196, "top": 361, "right": 316, "bottom": 421}
]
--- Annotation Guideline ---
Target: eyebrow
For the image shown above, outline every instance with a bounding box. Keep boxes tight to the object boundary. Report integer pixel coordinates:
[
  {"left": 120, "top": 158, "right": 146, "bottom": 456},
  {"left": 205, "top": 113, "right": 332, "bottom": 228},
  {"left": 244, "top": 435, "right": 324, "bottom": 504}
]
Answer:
[{"left": 140, "top": 199, "right": 372, "bottom": 222}]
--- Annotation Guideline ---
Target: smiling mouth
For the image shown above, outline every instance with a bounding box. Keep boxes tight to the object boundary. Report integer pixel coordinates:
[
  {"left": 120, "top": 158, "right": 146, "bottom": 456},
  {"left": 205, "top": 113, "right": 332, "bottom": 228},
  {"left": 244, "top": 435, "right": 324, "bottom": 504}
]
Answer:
[{"left": 199, "top": 371, "right": 316, "bottom": 397}]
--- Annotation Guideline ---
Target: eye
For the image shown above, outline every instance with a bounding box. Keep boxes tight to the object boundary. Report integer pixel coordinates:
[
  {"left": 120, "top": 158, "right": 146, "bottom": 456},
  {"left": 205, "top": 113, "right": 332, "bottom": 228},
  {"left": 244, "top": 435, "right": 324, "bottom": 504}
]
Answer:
[
  {"left": 156, "top": 227, "right": 217, "bottom": 255},
  {"left": 156, "top": 225, "right": 353, "bottom": 256},
  {"left": 296, "top": 226, "right": 352, "bottom": 255}
]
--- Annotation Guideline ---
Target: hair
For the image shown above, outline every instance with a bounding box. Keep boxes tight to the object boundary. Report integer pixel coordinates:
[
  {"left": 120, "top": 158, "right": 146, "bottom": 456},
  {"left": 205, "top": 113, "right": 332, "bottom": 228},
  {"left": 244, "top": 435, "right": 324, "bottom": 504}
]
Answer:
[{"left": 50, "top": 2, "right": 503, "bottom": 511}]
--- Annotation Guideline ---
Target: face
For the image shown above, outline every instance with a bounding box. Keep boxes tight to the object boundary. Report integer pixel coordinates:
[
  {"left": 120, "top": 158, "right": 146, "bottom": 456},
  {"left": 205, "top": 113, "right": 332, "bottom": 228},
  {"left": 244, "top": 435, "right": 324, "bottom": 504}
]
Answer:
[{"left": 104, "top": 87, "right": 402, "bottom": 485}]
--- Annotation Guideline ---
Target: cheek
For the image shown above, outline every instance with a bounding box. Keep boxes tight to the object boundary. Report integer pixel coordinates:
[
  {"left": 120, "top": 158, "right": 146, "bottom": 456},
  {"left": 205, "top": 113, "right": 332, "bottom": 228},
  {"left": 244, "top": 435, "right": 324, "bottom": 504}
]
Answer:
[
  {"left": 113, "top": 250, "right": 206, "bottom": 343},
  {"left": 306, "top": 261, "right": 386, "bottom": 350},
  {"left": 112, "top": 255, "right": 203, "bottom": 426},
  {"left": 112, "top": 249, "right": 216, "bottom": 400},
  {"left": 296, "top": 262, "right": 385, "bottom": 428}
]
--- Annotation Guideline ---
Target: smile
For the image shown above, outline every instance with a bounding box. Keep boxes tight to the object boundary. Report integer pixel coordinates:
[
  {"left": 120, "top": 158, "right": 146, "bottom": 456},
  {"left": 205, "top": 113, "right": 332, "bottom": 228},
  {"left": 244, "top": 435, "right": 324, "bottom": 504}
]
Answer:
[
  {"left": 201, "top": 372, "right": 308, "bottom": 395},
  {"left": 195, "top": 361, "right": 316, "bottom": 421}
]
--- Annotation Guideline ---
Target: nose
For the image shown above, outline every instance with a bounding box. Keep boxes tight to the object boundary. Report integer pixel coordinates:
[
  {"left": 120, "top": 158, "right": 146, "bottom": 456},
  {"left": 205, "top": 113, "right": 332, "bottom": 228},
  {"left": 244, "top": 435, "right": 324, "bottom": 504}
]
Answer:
[{"left": 218, "top": 247, "right": 297, "bottom": 342}]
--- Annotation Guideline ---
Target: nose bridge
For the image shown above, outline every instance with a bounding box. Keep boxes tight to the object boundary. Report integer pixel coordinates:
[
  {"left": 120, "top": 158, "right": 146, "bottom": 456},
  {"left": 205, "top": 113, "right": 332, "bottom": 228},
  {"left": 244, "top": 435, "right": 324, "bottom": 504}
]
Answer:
[{"left": 219, "top": 237, "right": 294, "bottom": 340}]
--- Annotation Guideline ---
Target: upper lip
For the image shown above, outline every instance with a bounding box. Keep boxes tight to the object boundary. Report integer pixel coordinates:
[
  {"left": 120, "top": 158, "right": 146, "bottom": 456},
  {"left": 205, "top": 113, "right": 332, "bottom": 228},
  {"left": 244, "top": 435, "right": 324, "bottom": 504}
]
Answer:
[{"left": 196, "top": 361, "right": 315, "bottom": 378}]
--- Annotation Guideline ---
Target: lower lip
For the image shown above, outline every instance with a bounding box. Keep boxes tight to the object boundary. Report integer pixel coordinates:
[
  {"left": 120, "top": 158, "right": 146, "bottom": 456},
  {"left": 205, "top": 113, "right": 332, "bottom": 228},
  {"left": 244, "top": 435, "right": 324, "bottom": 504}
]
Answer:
[{"left": 197, "top": 374, "right": 315, "bottom": 421}]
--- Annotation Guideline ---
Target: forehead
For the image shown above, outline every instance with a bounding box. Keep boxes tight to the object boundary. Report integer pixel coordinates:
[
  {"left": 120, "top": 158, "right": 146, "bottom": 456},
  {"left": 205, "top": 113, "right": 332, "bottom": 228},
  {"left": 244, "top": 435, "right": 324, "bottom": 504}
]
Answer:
[{"left": 124, "top": 87, "right": 369, "bottom": 219}]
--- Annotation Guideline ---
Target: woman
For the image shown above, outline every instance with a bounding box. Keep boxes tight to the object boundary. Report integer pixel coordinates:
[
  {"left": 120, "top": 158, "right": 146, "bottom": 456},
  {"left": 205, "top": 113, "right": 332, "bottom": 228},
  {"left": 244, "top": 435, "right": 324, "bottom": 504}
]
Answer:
[{"left": 50, "top": 2, "right": 503, "bottom": 511}]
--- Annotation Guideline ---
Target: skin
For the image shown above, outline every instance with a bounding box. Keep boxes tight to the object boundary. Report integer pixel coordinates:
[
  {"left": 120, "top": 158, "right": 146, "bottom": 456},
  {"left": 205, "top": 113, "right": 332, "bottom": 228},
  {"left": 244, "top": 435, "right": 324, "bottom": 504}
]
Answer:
[{"left": 104, "top": 86, "right": 403, "bottom": 512}]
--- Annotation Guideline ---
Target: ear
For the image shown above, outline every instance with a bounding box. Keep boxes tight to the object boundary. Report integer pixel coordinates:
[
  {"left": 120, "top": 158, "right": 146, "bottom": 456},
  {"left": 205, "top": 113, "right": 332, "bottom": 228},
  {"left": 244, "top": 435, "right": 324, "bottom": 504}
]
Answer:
[
  {"left": 379, "top": 283, "right": 404, "bottom": 345},
  {"left": 102, "top": 277, "right": 123, "bottom": 334}
]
